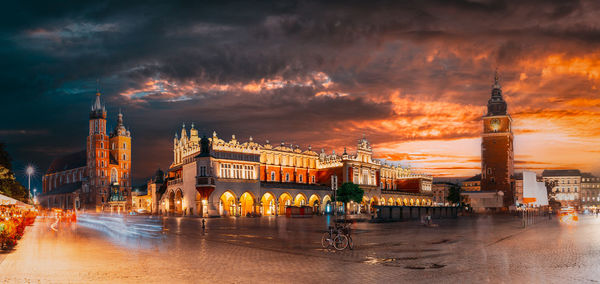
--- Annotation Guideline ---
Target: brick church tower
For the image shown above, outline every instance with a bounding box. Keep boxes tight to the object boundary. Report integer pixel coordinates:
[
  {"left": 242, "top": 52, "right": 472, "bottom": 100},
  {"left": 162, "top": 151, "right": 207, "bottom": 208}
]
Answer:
[
  {"left": 481, "top": 72, "right": 514, "bottom": 206},
  {"left": 86, "top": 92, "right": 132, "bottom": 211},
  {"left": 87, "top": 92, "right": 109, "bottom": 211}
]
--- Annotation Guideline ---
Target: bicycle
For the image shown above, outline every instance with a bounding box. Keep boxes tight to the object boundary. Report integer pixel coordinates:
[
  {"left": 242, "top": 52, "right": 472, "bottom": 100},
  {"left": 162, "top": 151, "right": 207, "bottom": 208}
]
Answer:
[
  {"left": 336, "top": 220, "right": 354, "bottom": 250},
  {"left": 321, "top": 225, "right": 348, "bottom": 250}
]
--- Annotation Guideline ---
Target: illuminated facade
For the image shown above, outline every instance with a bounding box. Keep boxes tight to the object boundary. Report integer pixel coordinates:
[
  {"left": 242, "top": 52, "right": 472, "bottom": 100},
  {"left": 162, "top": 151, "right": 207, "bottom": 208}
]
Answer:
[
  {"left": 39, "top": 92, "right": 133, "bottom": 212},
  {"left": 158, "top": 127, "right": 433, "bottom": 217},
  {"left": 542, "top": 169, "right": 581, "bottom": 208},
  {"left": 481, "top": 72, "right": 514, "bottom": 207},
  {"left": 581, "top": 173, "right": 600, "bottom": 209}
]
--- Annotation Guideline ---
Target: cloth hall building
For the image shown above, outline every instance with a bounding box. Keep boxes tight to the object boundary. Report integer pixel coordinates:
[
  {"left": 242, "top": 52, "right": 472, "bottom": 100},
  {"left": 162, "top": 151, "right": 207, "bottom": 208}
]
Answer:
[{"left": 157, "top": 126, "right": 433, "bottom": 217}]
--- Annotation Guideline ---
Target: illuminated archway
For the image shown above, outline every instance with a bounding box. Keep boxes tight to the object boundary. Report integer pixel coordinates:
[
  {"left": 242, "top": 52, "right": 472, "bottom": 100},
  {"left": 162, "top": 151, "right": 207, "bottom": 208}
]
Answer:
[
  {"left": 388, "top": 198, "right": 394, "bottom": 205},
  {"left": 309, "top": 194, "right": 320, "bottom": 213},
  {"left": 322, "top": 195, "right": 332, "bottom": 214},
  {"left": 219, "top": 191, "right": 237, "bottom": 216},
  {"left": 260, "top": 192, "right": 276, "bottom": 216},
  {"left": 278, "top": 192, "right": 293, "bottom": 214},
  {"left": 403, "top": 198, "right": 409, "bottom": 206},
  {"left": 168, "top": 191, "right": 175, "bottom": 214},
  {"left": 176, "top": 190, "right": 184, "bottom": 214},
  {"left": 396, "top": 198, "right": 402, "bottom": 206},
  {"left": 360, "top": 196, "right": 369, "bottom": 213},
  {"left": 294, "top": 193, "right": 307, "bottom": 206},
  {"left": 410, "top": 199, "right": 415, "bottom": 206},
  {"left": 415, "top": 199, "right": 421, "bottom": 206},
  {"left": 240, "top": 192, "right": 255, "bottom": 216}
]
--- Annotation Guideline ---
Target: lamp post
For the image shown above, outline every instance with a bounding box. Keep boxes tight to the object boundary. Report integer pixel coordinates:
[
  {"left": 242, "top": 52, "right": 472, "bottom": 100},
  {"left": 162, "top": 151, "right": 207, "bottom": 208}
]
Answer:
[
  {"left": 331, "top": 175, "right": 338, "bottom": 217},
  {"left": 26, "top": 165, "right": 35, "bottom": 201}
]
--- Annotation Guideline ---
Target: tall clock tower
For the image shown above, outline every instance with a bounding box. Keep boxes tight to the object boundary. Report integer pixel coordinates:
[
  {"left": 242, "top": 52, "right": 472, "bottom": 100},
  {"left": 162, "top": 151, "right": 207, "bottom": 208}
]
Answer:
[{"left": 481, "top": 72, "right": 514, "bottom": 206}]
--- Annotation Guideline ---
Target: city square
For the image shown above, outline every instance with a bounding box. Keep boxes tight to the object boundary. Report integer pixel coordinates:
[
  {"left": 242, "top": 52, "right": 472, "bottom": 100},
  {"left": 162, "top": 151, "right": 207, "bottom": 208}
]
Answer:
[
  {"left": 2, "top": 214, "right": 600, "bottom": 283},
  {"left": 2, "top": 1, "right": 600, "bottom": 283}
]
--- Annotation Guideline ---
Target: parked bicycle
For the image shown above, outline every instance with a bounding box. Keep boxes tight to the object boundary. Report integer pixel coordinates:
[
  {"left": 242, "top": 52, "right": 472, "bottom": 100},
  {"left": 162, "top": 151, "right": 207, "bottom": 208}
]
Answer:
[{"left": 321, "top": 219, "right": 354, "bottom": 251}]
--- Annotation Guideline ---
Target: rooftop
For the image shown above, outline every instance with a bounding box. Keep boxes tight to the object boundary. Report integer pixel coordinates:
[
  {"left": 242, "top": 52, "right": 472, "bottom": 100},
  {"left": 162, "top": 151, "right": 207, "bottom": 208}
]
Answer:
[
  {"left": 46, "top": 151, "right": 86, "bottom": 175},
  {"left": 542, "top": 169, "right": 581, "bottom": 177}
]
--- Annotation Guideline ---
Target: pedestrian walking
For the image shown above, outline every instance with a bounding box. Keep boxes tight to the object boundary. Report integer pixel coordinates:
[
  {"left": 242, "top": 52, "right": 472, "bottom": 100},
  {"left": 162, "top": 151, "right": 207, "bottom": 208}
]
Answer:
[{"left": 202, "top": 218, "right": 206, "bottom": 229}]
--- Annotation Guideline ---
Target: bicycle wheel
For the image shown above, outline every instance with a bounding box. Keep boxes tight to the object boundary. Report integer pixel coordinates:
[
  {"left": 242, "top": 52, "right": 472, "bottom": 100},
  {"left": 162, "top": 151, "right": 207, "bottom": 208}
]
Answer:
[
  {"left": 321, "top": 232, "right": 332, "bottom": 249},
  {"left": 333, "top": 234, "right": 349, "bottom": 251},
  {"left": 347, "top": 235, "right": 354, "bottom": 250}
]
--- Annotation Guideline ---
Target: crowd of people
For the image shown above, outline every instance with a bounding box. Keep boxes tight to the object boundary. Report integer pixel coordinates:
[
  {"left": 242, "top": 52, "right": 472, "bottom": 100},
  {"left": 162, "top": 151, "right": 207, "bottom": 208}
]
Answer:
[{"left": 0, "top": 205, "right": 37, "bottom": 250}]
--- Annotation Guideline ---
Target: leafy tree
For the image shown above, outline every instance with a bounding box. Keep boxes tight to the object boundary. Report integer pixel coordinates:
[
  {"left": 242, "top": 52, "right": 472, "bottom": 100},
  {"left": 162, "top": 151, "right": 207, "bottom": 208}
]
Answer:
[
  {"left": 335, "top": 182, "right": 364, "bottom": 216},
  {"left": 0, "top": 143, "right": 29, "bottom": 203},
  {"left": 446, "top": 184, "right": 461, "bottom": 205},
  {"left": 544, "top": 179, "right": 561, "bottom": 211},
  {"left": 0, "top": 143, "right": 11, "bottom": 171}
]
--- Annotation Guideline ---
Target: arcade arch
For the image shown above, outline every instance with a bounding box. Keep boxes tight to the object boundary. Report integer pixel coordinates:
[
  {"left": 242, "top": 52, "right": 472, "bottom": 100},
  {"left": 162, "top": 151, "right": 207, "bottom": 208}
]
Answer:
[
  {"left": 260, "top": 192, "right": 276, "bottom": 216},
  {"left": 219, "top": 191, "right": 237, "bottom": 216},
  {"left": 240, "top": 191, "right": 255, "bottom": 216}
]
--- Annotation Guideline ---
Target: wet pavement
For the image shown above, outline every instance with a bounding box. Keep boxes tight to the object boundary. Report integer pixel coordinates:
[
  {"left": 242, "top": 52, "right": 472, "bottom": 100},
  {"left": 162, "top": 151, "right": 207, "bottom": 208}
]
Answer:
[{"left": 2, "top": 214, "right": 600, "bottom": 283}]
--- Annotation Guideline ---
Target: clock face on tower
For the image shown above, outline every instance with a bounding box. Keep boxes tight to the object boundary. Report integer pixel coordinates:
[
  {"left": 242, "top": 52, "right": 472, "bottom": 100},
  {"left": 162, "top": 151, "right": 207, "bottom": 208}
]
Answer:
[{"left": 490, "top": 118, "right": 500, "bottom": 131}]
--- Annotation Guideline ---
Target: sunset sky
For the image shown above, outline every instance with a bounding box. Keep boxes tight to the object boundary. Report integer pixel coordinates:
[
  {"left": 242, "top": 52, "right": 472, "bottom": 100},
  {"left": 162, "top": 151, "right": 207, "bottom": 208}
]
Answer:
[{"left": 1, "top": 0, "right": 599, "bottom": 189}]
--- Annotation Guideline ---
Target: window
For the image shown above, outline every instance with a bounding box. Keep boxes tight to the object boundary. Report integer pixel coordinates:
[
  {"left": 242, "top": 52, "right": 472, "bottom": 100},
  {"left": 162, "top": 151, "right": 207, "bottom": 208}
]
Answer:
[
  {"left": 123, "top": 143, "right": 126, "bottom": 149},
  {"left": 299, "top": 174, "right": 303, "bottom": 183},
  {"left": 199, "top": 166, "right": 207, "bottom": 177},
  {"left": 271, "top": 171, "right": 276, "bottom": 181},
  {"left": 233, "top": 164, "right": 242, "bottom": 179},
  {"left": 285, "top": 173, "right": 290, "bottom": 182},
  {"left": 311, "top": 175, "right": 315, "bottom": 183},
  {"left": 244, "top": 165, "right": 254, "bottom": 179},
  {"left": 123, "top": 154, "right": 127, "bottom": 160},
  {"left": 220, "top": 164, "right": 231, "bottom": 178},
  {"left": 100, "top": 142, "right": 104, "bottom": 149},
  {"left": 487, "top": 168, "right": 492, "bottom": 175}
]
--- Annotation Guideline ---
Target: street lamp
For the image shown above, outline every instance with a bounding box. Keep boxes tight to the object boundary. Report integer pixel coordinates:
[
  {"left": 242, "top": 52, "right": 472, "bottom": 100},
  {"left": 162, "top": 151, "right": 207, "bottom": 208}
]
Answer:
[{"left": 26, "top": 165, "right": 35, "bottom": 199}]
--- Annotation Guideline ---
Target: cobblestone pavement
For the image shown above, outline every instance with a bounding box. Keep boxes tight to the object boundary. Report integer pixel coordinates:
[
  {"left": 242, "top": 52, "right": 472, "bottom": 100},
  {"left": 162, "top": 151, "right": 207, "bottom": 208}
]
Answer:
[{"left": 2, "top": 214, "right": 600, "bottom": 283}]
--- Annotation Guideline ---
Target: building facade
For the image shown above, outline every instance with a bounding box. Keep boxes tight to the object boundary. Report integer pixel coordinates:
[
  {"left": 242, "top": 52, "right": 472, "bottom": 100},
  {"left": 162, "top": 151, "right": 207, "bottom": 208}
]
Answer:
[
  {"left": 462, "top": 174, "right": 481, "bottom": 191},
  {"left": 157, "top": 128, "right": 433, "bottom": 217},
  {"left": 39, "top": 92, "right": 133, "bottom": 212},
  {"left": 580, "top": 173, "right": 600, "bottom": 210},
  {"left": 480, "top": 72, "right": 514, "bottom": 207},
  {"left": 432, "top": 182, "right": 453, "bottom": 206},
  {"left": 542, "top": 169, "right": 581, "bottom": 208}
]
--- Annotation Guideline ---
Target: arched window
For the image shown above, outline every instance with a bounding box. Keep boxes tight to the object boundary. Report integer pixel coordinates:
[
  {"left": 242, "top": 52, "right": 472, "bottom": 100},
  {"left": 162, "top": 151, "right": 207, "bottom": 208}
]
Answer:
[
  {"left": 299, "top": 174, "right": 303, "bottom": 183},
  {"left": 111, "top": 168, "right": 118, "bottom": 184},
  {"left": 123, "top": 143, "right": 126, "bottom": 149},
  {"left": 311, "top": 176, "right": 315, "bottom": 183},
  {"left": 285, "top": 173, "right": 290, "bottom": 182},
  {"left": 100, "top": 142, "right": 104, "bottom": 149},
  {"left": 123, "top": 154, "right": 127, "bottom": 160},
  {"left": 270, "top": 171, "right": 275, "bottom": 181}
]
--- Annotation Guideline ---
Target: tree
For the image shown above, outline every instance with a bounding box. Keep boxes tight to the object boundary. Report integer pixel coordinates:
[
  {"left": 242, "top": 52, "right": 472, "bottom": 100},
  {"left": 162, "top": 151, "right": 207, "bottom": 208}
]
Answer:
[
  {"left": 0, "top": 143, "right": 29, "bottom": 203},
  {"left": 446, "top": 184, "right": 461, "bottom": 205},
  {"left": 544, "top": 179, "right": 561, "bottom": 211},
  {"left": 335, "top": 182, "right": 364, "bottom": 216}
]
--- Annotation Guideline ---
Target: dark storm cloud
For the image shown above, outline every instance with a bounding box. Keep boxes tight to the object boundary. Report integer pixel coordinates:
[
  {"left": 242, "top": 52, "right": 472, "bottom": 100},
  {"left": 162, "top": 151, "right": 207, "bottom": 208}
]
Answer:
[{"left": 2, "top": 0, "right": 600, "bottom": 186}]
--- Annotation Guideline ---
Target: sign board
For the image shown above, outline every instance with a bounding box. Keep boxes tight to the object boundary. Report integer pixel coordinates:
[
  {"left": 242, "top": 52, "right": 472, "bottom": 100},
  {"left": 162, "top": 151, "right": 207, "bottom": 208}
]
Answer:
[{"left": 331, "top": 175, "right": 338, "bottom": 191}]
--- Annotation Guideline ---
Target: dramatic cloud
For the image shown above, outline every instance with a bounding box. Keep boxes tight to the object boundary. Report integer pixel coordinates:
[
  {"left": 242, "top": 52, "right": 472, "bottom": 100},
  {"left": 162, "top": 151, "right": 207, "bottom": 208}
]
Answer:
[{"left": 2, "top": 0, "right": 600, "bottom": 189}]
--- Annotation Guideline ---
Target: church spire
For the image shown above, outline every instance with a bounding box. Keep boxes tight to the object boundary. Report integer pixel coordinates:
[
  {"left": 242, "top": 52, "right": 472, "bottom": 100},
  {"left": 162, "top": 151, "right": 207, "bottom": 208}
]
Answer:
[
  {"left": 90, "top": 91, "right": 107, "bottom": 119},
  {"left": 486, "top": 69, "right": 507, "bottom": 116}
]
